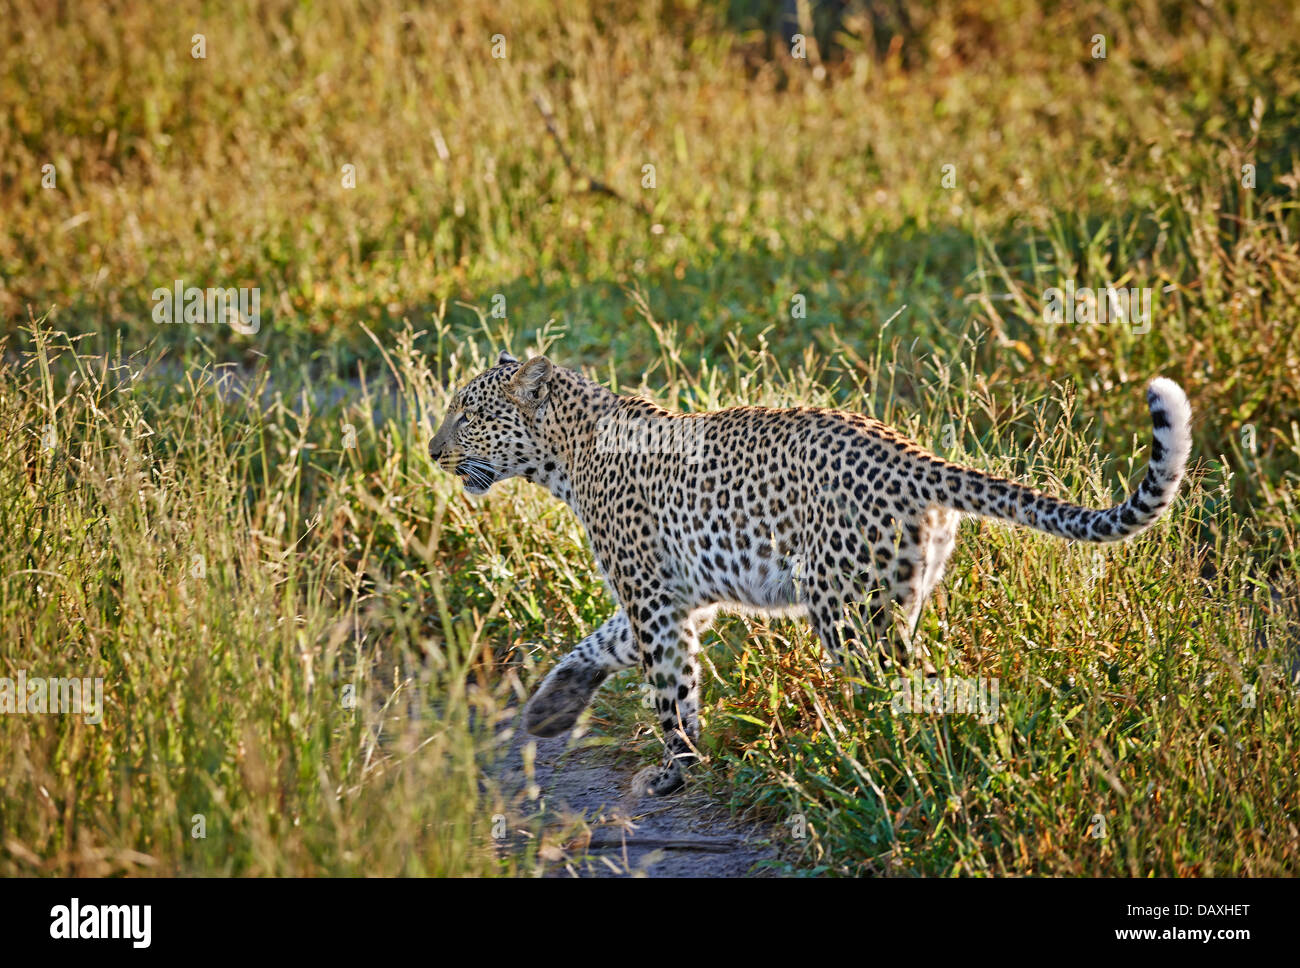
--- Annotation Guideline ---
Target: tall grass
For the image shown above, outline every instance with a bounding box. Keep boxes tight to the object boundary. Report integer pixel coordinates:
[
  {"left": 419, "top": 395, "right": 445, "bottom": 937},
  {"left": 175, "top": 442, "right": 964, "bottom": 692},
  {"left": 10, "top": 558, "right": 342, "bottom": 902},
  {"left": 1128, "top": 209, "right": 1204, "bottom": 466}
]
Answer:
[{"left": 0, "top": 317, "right": 534, "bottom": 875}]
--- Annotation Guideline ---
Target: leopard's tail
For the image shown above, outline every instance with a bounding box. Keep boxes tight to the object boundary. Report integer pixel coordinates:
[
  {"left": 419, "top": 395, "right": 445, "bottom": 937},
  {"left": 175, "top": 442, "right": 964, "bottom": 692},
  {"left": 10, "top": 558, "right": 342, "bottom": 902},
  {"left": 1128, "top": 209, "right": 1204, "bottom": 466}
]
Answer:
[{"left": 936, "top": 378, "right": 1192, "bottom": 543}]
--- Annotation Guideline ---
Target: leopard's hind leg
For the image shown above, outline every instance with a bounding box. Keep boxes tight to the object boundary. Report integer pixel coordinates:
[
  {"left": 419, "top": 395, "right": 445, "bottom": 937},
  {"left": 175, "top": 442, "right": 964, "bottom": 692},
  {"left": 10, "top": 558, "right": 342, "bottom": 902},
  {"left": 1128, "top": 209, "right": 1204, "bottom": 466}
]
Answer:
[
  {"left": 808, "top": 507, "right": 958, "bottom": 677},
  {"left": 801, "top": 491, "right": 910, "bottom": 676},
  {"left": 895, "top": 507, "right": 959, "bottom": 670}
]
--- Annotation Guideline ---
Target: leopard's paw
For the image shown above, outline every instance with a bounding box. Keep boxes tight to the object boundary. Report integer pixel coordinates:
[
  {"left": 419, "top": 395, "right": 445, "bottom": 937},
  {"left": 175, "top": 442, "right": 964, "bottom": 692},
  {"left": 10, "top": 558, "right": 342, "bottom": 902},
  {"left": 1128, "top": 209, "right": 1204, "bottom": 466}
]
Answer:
[
  {"left": 521, "top": 663, "right": 607, "bottom": 737},
  {"left": 631, "top": 763, "right": 685, "bottom": 797}
]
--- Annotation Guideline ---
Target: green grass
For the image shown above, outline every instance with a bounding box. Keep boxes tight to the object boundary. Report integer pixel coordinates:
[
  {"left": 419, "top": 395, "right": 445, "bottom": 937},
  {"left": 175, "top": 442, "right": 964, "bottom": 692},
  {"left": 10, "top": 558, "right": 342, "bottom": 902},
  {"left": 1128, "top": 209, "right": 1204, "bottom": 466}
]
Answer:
[{"left": 1, "top": 0, "right": 1298, "bottom": 875}]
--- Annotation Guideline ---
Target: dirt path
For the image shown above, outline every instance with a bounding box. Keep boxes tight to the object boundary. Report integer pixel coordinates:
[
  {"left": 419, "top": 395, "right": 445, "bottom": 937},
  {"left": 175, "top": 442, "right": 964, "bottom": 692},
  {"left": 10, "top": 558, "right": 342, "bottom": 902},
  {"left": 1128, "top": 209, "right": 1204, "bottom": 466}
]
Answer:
[{"left": 492, "top": 718, "right": 782, "bottom": 877}]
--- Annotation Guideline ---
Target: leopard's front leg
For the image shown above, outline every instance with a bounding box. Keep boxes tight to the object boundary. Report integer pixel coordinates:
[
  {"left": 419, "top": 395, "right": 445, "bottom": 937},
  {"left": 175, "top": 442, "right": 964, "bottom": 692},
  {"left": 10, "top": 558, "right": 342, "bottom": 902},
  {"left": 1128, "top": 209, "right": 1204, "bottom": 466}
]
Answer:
[
  {"left": 522, "top": 609, "right": 635, "bottom": 737},
  {"left": 629, "top": 608, "right": 711, "bottom": 796}
]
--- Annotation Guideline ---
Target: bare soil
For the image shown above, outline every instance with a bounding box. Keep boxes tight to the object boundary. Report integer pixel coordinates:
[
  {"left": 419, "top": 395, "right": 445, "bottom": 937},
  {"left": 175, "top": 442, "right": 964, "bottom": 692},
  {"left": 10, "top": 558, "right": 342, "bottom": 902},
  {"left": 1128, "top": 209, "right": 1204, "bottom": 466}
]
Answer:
[{"left": 492, "top": 718, "right": 783, "bottom": 877}]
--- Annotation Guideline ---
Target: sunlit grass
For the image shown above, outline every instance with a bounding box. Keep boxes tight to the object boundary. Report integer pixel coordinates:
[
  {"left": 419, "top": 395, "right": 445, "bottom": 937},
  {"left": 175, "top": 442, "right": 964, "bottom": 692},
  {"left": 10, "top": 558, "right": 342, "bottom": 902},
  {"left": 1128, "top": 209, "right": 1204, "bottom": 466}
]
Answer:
[{"left": 0, "top": 318, "right": 525, "bottom": 875}]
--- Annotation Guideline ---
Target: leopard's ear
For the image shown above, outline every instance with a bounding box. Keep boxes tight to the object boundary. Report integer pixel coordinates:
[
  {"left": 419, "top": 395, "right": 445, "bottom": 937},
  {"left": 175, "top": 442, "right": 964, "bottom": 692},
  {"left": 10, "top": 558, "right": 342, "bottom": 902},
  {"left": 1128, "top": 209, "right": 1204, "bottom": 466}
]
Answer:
[
  {"left": 497, "top": 350, "right": 518, "bottom": 366},
  {"left": 506, "top": 356, "right": 553, "bottom": 418}
]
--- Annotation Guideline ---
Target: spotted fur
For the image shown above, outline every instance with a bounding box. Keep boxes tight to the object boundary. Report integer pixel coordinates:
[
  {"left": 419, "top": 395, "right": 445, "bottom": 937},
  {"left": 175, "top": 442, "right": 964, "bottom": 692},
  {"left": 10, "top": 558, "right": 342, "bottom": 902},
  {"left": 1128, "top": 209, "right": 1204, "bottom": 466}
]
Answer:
[{"left": 430, "top": 352, "right": 1192, "bottom": 795}]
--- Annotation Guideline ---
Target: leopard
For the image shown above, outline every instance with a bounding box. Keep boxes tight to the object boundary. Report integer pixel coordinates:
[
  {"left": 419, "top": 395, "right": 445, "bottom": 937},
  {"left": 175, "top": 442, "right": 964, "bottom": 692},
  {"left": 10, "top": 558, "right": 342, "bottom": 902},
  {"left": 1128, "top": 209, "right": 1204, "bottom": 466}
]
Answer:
[{"left": 428, "top": 351, "right": 1192, "bottom": 795}]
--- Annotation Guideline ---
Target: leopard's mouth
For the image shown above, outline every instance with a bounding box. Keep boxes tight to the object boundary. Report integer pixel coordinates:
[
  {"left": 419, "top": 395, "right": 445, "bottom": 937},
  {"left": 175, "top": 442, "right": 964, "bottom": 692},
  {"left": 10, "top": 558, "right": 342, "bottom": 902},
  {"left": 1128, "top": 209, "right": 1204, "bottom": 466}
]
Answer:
[{"left": 454, "top": 459, "right": 497, "bottom": 495}]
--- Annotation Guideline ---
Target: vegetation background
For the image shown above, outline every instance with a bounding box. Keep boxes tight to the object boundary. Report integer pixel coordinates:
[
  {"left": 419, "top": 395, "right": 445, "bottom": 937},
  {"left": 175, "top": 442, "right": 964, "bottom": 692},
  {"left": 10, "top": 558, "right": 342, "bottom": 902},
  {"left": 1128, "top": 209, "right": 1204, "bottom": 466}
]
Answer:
[{"left": 1, "top": 0, "right": 1297, "bottom": 875}]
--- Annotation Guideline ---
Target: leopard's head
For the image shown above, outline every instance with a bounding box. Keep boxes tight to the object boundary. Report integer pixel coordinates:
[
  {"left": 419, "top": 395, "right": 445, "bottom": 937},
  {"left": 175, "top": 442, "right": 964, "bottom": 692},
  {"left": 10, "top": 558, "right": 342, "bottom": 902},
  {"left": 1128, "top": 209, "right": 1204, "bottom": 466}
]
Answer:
[{"left": 429, "top": 351, "right": 555, "bottom": 495}]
